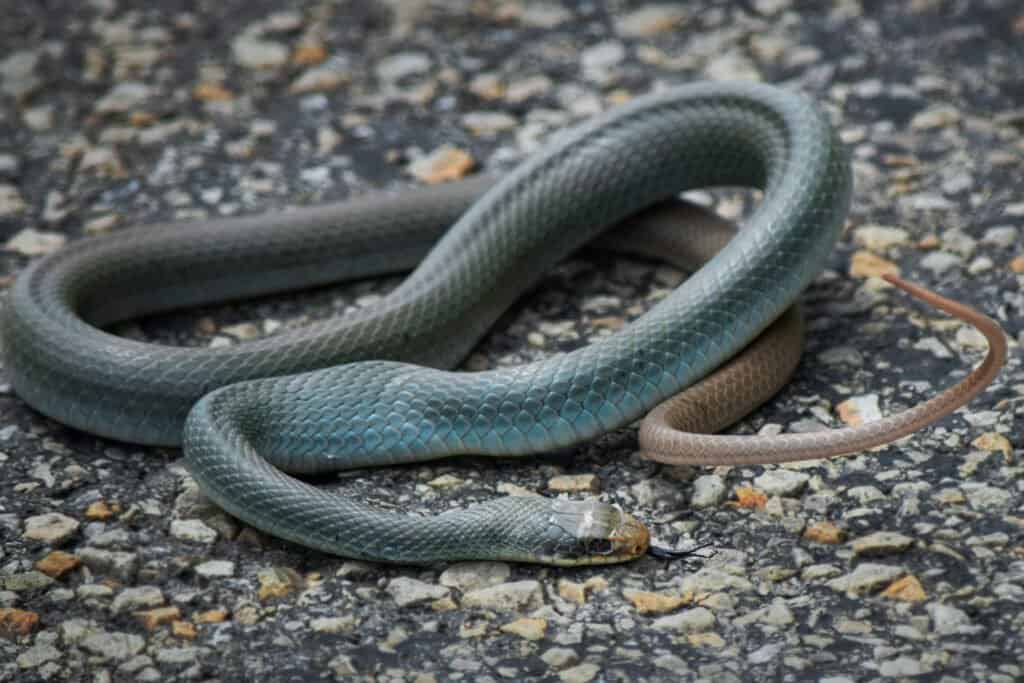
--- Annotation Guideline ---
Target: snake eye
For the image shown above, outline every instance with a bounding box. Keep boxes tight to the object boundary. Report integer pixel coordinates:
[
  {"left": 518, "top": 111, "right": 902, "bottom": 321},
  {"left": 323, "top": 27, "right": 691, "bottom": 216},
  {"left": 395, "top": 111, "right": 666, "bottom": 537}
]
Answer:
[{"left": 587, "top": 539, "right": 614, "bottom": 555}]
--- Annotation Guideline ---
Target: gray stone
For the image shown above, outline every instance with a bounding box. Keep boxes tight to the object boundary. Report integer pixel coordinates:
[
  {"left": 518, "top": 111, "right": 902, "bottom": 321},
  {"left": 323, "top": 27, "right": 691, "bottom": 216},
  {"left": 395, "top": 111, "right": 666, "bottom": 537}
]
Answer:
[
  {"left": 827, "top": 564, "right": 904, "bottom": 595},
  {"left": 79, "top": 631, "right": 146, "bottom": 660},
  {"left": 170, "top": 519, "right": 218, "bottom": 543},
  {"left": 309, "top": 615, "right": 359, "bottom": 633},
  {"left": 94, "top": 82, "right": 151, "bottom": 114},
  {"left": 78, "top": 548, "right": 139, "bottom": 581},
  {"left": 154, "top": 647, "right": 200, "bottom": 665},
  {"left": 651, "top": 606, "right": 716, "bottom": 633},
  {"left": 439, "top": 562, "right": 511, "bottom": 592},
  {"left": 461, "top": 580, "right": 543, "bottom": 611},
  {"left": 3, "top": 571, "right": 55, "bottom": 592},
  {"left": 919, "top": 251, "right": 962, "bottom": 275},
  {"left": 111, "top": 586, "right": 164, "bottom": 614},
  {"left": 194, "top": 560, "right": 235, "bottom": 578},
  {"left": 850, "top": 531, "right": 915, "bottom": 556},
  {"left": 5, "top": 227, "right": 65, "bottom": 254},
  {"left": 927, "top": 603, "right": 973, "bottom": 635},
  {"left": 232, "top": 37, "right": 288, "bottom": 69},
  {"left": 22, "top": 513, "right": 80, "bottom": 543},
  {"left": 679, "top": 568, "right": 754, "bottom": 593},
  {"left": 615, "top": 5, "right": 687, "bottom": 37},
  {"left": 962, "top": 483, "right": 1012, "bottom": 511},
  {"left": 376, "top": 52, "right": 431, "bottom": 82},
  {"left": 541, "top": 647, "right": 579, "bottom": 669},
  {"left": 558, "top": 662, "right": 600, "bottom": 683},
  {"left": 385, "top": 577, "right": 449, "bottom": 607},
  {"left": 753, "top": 470, "right": 809, "bottom": 496},
  {"left": 690, "top": 475, "right": 726, "bottom": 508},
  {"left": 16, "top": 643, "right": 61, "bottom": 669}
]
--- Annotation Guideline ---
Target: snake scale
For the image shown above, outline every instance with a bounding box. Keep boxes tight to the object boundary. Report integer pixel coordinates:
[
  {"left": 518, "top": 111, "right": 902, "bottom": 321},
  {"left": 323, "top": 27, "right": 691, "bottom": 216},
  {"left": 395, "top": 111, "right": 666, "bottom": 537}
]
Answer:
[{"left": 3, "top": 82, "right": 1004, "bottom": 564}]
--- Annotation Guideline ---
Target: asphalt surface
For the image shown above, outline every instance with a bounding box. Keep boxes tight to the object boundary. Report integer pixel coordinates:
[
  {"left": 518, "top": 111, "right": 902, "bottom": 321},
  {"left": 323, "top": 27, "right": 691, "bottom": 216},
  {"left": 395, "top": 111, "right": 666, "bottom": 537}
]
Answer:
[{"left": 0, "top": 1, "right": 1022, "bottom": 681}]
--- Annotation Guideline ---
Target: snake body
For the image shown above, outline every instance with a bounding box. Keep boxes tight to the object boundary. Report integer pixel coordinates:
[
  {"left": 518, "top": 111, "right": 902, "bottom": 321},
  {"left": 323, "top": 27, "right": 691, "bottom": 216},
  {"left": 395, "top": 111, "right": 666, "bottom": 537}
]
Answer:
[{"left": 5, "top": 82, "right": 853, "bottom": 564}]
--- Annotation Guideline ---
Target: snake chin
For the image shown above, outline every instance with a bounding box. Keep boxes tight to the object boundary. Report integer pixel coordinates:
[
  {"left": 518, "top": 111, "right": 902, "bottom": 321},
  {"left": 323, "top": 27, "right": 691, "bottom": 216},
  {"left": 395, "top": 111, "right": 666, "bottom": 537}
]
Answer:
[{"left": 535, "top": 500, "right": 650, "bottom": 566}]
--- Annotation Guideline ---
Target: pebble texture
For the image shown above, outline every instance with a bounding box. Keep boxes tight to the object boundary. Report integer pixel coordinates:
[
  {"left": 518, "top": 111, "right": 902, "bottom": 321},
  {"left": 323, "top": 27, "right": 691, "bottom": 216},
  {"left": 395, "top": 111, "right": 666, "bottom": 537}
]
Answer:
[{"left": 0, "top": 1, "right": 1021, "bottom": 681}]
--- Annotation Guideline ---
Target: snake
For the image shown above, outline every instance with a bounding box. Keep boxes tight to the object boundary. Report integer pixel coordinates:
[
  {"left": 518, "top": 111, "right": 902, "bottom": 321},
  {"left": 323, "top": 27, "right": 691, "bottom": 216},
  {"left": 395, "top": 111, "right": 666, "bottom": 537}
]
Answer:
[{"left": 2, "top": 81, "right": 1005, "bottom": 565}]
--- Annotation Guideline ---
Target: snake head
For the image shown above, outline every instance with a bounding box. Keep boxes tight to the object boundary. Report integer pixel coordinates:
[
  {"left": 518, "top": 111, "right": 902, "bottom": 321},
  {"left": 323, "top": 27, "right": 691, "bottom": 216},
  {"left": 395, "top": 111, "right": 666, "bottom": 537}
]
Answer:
[{"left": 530, "top": 499, "right": 650, "bottom": 566}]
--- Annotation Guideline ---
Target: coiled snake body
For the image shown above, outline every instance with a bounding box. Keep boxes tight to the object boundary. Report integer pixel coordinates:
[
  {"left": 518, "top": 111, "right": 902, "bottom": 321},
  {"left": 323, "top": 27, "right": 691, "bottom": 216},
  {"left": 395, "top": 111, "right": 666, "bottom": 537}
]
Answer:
[{"left": 4, "top": 82, "right": 1003, "bottom": 565}]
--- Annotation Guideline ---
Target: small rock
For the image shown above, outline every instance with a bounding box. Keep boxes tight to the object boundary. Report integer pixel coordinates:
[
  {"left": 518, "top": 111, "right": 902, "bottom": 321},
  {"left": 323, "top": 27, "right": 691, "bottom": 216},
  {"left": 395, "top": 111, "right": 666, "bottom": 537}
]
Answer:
[
  {"left": 80, "top": 631, "right": 146, "bottom": 661},
  {"left": 79, "top": 146, "right": 126, "bottom": 177},
  {"left": 406, "top": 145, "right": 475, "bottom": 184},
  {"left": 733, "top": 487, "right": 768, "bottom": 509},
  {"left": 257, "top": 567, "right": 303, "bottom": 601},
  {"left": 705, "top": 52, "right": 762, "bottom": 81},
  {"left": 882, "top": 575, "right": 927, "bottom": 602},
  {"left": 850, "top": 531, "right": 914, "bottom": 556},
  {"left": 850, "top": 251, "right": 899, "bottom": 278},
  {"left": 911, "top": 105, "right": 960, "bottom": 130},
  {"left": 927, "top": 603, "right": 973, "bottom": 635},
  {"left": 16, "top": 643, "right": 59, "bottom": 669},
  {"left": 0, "top": 608, "right": 40, "bottom": 637},
  {"left": 289, "top": 57, "right": 350, "bottom": 93},
  {"left": 22, "top": 513, "right": 80, "bottom": 543},
  {"left": 84, "top": 501, "right": 118, "bottom": 520},
  {"left": 193, "top": 82, "right": 234, "bottom": 102},
  {"left": 615, "top": 5, "right": 688, "bottom": 37},
  {"left": 827, "top": 563, "right": 905, "bottom": 595},
  {"left": 753, "top": 470, "right": 809, "bottom": 496},
  {"left": 557, "top": 577, "right": 607, "bottom": 605},
  {"left": 77, "top": 548, "right": 138, "bottom": 582},
  {"left": 310, "top": 615, "right": 358, "bottom": 633},
  {"left": 3, "top": 571, "right": 55, "bottom": 592},
  {"left": 836, "top": 395, "right": 882, "bottom": 427},
  {"left": 386, "top": 577, "right": 450, "bottom": 608},
  {"left": 232, "top": 36, "right": 289, "bottom": 69},
  {"left": 919, "top": 251, "right": 961, "bottom": 275},
  {"left": 169, "top": 519, "right": 217, "bottom": 543},
  {"left": 541, "top": 647, "right": 579, "bottom": 669},
  {"left": 134, "top": 606, "right": 181, "bottom": 631},
  {"left": 581, "top": 41, "right": 626, "bottom": 75},
  {"left": 194, "top": 560, "right": 235, "bottom": 578},
  {"left": 462, "top": 580, "right": 543, "bottom": 611},
  {"left": 622, "top": 589, "right": 690, "bottom": 614},
  {"left": 5, "top": 228, "right": 67, "bottom": 256},
  {"left": 440, "top": 562, "right": 511, "bottom": 592},
  {"left": 427, "top": 473, "right": 463, "bottom": 488},
  {"left": 879, "top": 656, "right": 925, "bottom": 677},
  {"left": 35, "top": 550, "right": 81, "bottom": 578},
  {"left": 846, "top": 485, "right": 886, "bottom": 504},
  {"left": 23, "top": 105, "right": 54, "bottom": 131},
  {"left": 548, "top": 474, "right": 600, "bottom": 493},
  {"left": 962, "top": 483, "right": 1012, "bottom": 511},
  {"left": 803, "top": 521, "right": 845, "bottom": 545},
  {"left": 376, "top": 52, "right": 431, "bottom": 82},
  {"left": 981, "top": 226, "right": 1017, "bottom": 248},
  {"left": 505, "top": 75, "right": 552, "bottom": 103},
  {"left": 194, "top": 610, "right": 229, "bottom": 624},
  {"left": 155, "top": 647, "right": 200, "bottom": 665},
  {"left": 112, "top": 586, "right": 164, "bottom": 614},
  {"left": 517, "top": 4, "right": 571, "bottom": 28},
  {"left": 972, "top": 432, "right": 1012, "bottom": 463},
  {"left": 559, "top": 662, "right": 600, "bottom": 683},
  {"left": 690, "top": 475, "right": 726, "bottom": 508},
  {"left": 651, "top": 606, "right": 716, "bottom": 633},
  {"left": 462, "top": 111, "right": 518, "bottom": 136},
  {"left": 94, "top": 82, "right": 151, "bottom": 114},
  {"left": 500, "top": 617, "right": 547, "bottom": 641},
  {"left": 0, "top": 184, "right": 26, "bottom": 216}
]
